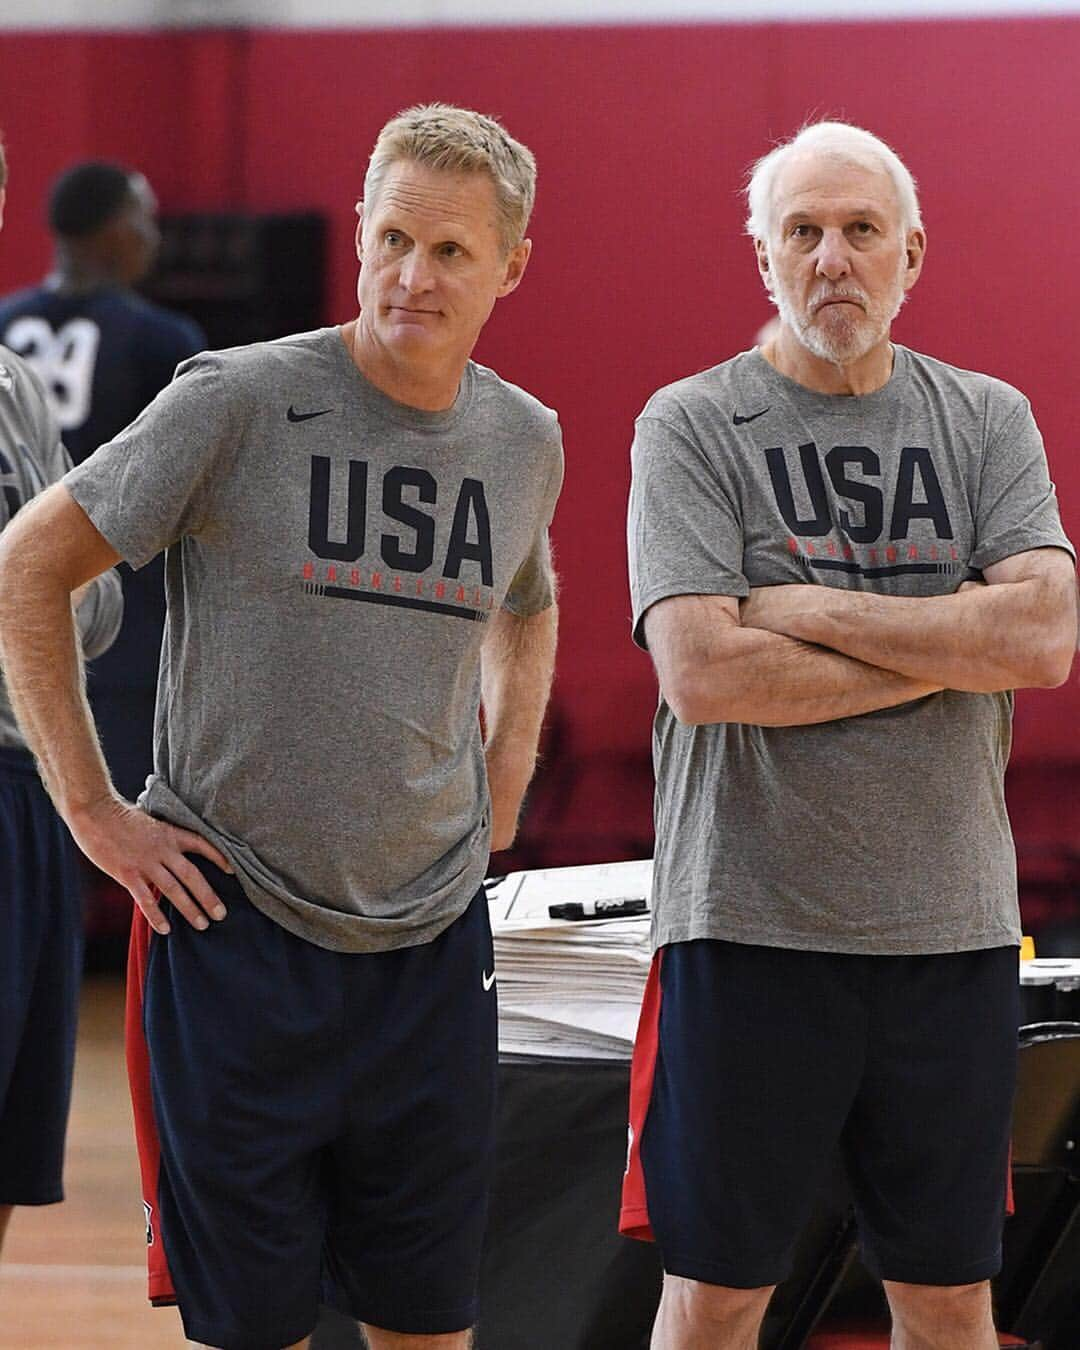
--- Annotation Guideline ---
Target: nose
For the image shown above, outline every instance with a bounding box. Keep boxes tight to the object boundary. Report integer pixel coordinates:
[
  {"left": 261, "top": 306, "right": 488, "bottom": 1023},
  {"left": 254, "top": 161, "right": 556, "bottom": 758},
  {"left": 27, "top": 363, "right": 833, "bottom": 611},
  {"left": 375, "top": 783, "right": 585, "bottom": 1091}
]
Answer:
[
  {"left": 399, "top": 248, "right": 436, "bottom": 295},
  {"left": 815, "top": 227, "right": 852, "bottom": 282}
]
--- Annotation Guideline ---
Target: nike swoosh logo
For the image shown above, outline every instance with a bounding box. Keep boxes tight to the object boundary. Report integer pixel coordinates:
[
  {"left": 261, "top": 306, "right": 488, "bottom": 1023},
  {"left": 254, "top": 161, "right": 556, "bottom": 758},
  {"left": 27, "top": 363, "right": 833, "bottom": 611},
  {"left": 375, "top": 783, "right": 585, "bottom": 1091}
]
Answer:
[
  {"left": 482, "top": 969, "right": 496, "bottom": 991},
  {"left": 733, "top": 407, "right": 770, "bottom": 426},
  {"left": 287, "top": 405, "right": 334, "bottom": 423}
]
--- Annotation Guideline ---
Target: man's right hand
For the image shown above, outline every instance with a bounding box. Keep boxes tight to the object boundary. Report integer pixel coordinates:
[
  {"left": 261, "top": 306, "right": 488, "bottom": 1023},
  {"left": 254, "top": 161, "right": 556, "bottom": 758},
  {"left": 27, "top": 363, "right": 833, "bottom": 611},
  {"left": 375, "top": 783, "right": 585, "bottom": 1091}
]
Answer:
[{"left": 67, "top": 796, "right": 233, "bottom": 935}]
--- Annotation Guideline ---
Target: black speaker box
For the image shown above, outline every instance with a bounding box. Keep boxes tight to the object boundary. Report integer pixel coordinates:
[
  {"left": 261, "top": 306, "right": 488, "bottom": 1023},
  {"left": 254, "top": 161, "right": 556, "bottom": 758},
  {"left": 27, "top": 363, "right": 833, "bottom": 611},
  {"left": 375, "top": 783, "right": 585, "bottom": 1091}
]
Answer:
[{"left": 142, "top": 211, "right": 327, "bottom": 350}]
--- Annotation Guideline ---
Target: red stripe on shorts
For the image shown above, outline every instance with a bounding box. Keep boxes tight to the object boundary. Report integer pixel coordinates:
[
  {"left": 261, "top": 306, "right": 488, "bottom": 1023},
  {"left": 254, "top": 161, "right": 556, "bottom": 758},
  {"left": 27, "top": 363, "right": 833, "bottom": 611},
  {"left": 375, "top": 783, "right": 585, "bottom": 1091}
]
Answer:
[
  {"left": 125, "top": 908, "right": 177, "bottom": 1305},
  {"left": 619, "top": 949, "right": 664, "bottom": 1242},
  {"left": 1005, "top": 1140, "right": 1014, "bottom": 1217}
]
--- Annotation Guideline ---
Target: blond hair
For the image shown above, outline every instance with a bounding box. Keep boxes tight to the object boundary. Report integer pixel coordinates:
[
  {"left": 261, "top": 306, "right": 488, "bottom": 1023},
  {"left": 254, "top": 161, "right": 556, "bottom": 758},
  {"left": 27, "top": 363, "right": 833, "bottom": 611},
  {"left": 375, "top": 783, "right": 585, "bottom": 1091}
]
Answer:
[{"left": 364, "top": 103, "right": 536, "bottom": 252}]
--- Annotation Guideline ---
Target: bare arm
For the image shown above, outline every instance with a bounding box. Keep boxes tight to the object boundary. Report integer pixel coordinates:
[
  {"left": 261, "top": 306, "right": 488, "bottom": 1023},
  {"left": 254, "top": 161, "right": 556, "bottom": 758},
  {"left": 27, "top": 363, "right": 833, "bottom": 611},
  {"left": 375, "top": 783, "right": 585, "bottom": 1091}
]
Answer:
[
  {"left": 480, "top": 601, "right": 558, "bottom": 850},
  {"left": 645, "top": 593, "right": 942, "bottom": 728},
  {"left": 0, "top": 483, "right": 232, "bottom": 934},
  {"left": 740, "top": 547, "right": 1077, "bottom": 693}
]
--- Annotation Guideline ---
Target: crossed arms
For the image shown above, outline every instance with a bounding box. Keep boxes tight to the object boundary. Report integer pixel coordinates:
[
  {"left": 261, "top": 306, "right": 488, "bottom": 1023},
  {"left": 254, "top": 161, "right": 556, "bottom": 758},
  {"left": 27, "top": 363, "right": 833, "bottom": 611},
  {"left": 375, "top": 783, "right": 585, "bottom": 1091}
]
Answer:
[{"left": 644, "top": 548, "right": 1078, "bottom": 728}]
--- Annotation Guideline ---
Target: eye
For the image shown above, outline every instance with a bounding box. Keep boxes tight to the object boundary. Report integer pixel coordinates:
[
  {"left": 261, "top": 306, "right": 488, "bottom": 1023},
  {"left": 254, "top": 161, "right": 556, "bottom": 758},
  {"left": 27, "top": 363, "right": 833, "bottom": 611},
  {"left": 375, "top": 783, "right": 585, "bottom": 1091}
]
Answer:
[
  {"left": 790, "top": 223, "right": 818, "bottom": 240},
  {"left": 384, "top": 230, "right": 405, "bottom": 247},
  {"left": 851, "top": 221, "right": 876, "bottom": 236},
  {"left": 439, "top": 241, "right": 464, "bottom": 258}
]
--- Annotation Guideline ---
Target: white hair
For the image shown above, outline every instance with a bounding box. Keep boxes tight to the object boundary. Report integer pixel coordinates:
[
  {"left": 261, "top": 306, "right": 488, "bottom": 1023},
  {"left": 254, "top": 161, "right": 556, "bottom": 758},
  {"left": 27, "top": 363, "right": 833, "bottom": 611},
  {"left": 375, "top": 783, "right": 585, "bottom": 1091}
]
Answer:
[{"left": 745, "top": 121, "right": 922, "bottom": 241}]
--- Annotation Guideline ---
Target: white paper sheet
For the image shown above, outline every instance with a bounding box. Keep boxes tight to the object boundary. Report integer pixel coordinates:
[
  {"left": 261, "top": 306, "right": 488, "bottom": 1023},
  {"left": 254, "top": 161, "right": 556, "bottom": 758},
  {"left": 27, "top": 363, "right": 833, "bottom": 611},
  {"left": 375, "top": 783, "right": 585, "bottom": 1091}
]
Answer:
[{"left": 488, "top": 861, "right": 653, "bottom": 1060}]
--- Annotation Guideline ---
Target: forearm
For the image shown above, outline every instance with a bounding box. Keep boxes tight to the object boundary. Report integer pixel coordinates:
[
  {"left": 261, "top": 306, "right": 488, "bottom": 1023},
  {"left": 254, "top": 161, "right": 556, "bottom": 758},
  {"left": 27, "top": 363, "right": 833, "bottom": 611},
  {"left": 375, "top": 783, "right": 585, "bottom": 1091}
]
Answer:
[
  {"left": 0, "top": 561, "right": 116, "bottom": 820},
  {"left": 671, "top": 624, "right": 941, "bottom": 727},
  {"left": 482, "top": 602, "right": 558, "bottom": 770},
  {"left": 481, "top": 603, "right": 558, "bottom": 847},
  {"left": 770, "top": 579, "right": 1075, "bottom": 692}
]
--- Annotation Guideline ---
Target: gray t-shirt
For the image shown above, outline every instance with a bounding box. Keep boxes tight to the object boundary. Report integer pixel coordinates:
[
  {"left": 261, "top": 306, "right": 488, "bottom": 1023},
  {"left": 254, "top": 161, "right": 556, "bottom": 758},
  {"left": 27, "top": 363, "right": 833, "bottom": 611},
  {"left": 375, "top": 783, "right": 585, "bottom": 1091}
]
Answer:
[
  {"left": 628, "top": 344, "right": 1074, "bottom": 956},
  {"left": 0, "top": 346, "right": 122, "bottom": 752},
  {"left": 65, "top": 327, "right": 563, "bottom": 952}
]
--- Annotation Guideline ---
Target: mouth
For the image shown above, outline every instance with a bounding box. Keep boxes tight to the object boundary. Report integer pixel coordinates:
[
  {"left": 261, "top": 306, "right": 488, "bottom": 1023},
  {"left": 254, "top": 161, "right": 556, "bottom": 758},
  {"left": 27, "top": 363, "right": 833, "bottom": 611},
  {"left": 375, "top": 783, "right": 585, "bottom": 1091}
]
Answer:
[{"left": 812, "top": 294, "right": 866, "bottom": 315}]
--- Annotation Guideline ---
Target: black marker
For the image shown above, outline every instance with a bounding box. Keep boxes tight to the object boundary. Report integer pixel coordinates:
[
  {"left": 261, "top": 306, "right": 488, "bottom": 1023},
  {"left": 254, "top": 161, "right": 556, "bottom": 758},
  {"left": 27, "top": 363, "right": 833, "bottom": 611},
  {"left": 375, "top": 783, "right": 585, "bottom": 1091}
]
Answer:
[{"left": 547, "top": 898, "right": 649, "bottom": 920}]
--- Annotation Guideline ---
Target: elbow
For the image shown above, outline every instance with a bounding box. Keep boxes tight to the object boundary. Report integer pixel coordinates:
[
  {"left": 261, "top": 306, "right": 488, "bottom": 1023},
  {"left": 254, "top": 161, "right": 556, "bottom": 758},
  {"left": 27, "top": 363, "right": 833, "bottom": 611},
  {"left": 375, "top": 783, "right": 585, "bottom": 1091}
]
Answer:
[
  {"left": 659, "top": 669, "right": 696, "bottom": 724},
  {"left": 0, "top": 543, "right": 16, "bottom": 631},
  {"left": 1015, "top": 623, "right": 1077, "bottom": 689},
  {"left": 1022, "top": 586, "right": 1079, "bottom": 688},
  {"left": 1030, "top": 643, "right": 1075, "bottom": 689},
  {"left": 661, "top": 668, "right": 721, "bottom": 725},
  {"left": 0, "top": 521, "right": 34, "bottom": 603},
  {"left": 665, "top": 691, "right": 705, "bottom": 726},
  {"left": 1033, "top": 606, "right": 1078, "bottom": 687}
]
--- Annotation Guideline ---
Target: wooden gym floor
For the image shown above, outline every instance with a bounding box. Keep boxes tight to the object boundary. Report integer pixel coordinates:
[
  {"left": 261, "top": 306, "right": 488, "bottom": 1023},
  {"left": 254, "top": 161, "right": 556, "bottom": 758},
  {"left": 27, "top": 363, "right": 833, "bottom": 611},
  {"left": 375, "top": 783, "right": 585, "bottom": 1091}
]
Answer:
[{"left": 0, "top": 975, "right": 187, "bottom": 1348}]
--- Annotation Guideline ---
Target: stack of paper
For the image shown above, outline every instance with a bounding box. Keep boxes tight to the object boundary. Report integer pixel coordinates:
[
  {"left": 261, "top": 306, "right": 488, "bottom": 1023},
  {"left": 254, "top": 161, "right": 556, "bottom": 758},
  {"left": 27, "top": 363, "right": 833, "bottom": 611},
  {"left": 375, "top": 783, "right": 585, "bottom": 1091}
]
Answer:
[{"left": 486, "top": 860, "right": 653, "bottom": 1060}]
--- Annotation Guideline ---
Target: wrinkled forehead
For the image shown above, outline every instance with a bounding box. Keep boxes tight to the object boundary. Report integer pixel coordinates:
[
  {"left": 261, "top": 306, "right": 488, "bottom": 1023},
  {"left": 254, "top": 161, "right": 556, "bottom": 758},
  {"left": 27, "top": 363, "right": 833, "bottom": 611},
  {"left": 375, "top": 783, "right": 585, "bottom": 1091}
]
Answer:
[
  {"left": 368, "top": 157, "right": 497, "bottom": 212},
  {"left": 771, "top": 149, "right": 901, "bottom": 230},
  {"left": 362, "top": 158, "right": 503, "bottom": 244}
]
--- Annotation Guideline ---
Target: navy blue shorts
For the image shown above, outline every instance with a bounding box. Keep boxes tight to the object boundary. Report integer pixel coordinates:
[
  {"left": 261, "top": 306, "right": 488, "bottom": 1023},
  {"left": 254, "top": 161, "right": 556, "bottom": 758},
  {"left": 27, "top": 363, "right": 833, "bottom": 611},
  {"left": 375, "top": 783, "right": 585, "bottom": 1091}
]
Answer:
[
  {"left": 621, "top": 940, "right": 1019, "bottom": 1289},
  {"left": 127, "top": 859, "right": 497, "bottom": 1350},
  {"left": 0, "top": 746, "right": 83, "bottom": 1207}
]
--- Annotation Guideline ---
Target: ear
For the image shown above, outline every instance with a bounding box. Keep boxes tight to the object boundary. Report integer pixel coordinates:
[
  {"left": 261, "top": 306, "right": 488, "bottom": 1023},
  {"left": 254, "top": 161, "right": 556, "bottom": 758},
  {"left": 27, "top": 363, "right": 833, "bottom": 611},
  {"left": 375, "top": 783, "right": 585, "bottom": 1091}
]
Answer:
[
  {"left": 354, "top": 202, "right": 364, "bottom": 260},
  {"left": 496, "top": 238, "right": 532, "bottom": 299},
  {"left": 754, "top": 236, "right": 770, "bottom": 282},
  {"left": 0, "top": 188, "right": 5, "bottom": 233},
  {"left": 903, "top": 227, "right": 926, "bottom": 292}
]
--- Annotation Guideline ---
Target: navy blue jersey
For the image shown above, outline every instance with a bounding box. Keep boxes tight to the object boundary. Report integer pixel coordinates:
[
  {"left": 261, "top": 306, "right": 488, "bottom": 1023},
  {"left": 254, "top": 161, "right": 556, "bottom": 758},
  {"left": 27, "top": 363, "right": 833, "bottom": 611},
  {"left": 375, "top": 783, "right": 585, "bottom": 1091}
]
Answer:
[
  {"left": 0, "top": 283, "right": 204, "bottom": 465},
  {"left": 0, "top": 284, "right": 204, "bottom": 799}
]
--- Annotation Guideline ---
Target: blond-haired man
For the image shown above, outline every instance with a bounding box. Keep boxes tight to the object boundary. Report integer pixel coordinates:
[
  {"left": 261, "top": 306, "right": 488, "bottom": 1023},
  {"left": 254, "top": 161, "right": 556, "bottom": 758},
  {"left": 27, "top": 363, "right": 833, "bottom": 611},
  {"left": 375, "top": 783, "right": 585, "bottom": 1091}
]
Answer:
[
  {"left": 622, "top": 122, "right": 1076, "bottom": 1349},
  {"left": 0, "top": 104, "right": 562, "bottom": 1350}
]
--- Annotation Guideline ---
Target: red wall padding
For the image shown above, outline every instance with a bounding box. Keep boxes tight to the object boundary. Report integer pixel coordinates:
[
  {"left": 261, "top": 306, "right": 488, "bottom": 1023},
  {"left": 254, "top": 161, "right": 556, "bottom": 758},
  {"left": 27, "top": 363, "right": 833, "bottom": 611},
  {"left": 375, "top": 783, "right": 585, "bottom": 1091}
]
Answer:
[{"left": 1, "top": 17, "right": 1078, "bottom": 790}]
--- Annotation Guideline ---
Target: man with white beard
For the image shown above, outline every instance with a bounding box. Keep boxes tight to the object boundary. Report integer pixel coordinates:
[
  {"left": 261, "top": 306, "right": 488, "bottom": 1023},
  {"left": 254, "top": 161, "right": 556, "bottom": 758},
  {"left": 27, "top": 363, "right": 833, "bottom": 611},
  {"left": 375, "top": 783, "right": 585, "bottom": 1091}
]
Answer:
[{"left": 621, "top": 122, "right": 1077, "bottom": 1350}]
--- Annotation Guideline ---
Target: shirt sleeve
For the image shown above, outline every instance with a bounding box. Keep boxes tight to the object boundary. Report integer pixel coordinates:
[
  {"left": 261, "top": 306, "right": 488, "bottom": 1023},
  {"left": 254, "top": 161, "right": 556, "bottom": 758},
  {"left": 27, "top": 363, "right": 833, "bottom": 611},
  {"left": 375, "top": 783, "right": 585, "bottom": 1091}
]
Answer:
[
  {"left": 0, "top": 358, "right": 124, "bottom": 658},
  {"left": 970, "top": 396, "right": 1075, "bottom": 570},
  {"left": 63, "top": 353, "right": 237, "bottom": 570},
  {"left": 502, "top": 426, "right": 564, "bottom": 617},
  {"left": 33, "top": 373, "right": 74, "bottom": 489},
  {"left": 75, "top": 569, "right": 124, "bottom": 660},
  {"left": 627, "top": 411, "right": 748, "bottom": 649}
]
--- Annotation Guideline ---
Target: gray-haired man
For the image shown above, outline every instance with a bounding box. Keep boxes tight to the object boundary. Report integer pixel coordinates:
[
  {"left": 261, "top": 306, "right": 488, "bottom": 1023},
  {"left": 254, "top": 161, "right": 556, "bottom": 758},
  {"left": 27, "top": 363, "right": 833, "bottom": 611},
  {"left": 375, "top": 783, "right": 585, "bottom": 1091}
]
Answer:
[
  {"left": 622, "top": 122, "right": 1076, "bottom": 1350},
  {"left": 0, "top": 105, "right": 562, "bottom": 1350}
]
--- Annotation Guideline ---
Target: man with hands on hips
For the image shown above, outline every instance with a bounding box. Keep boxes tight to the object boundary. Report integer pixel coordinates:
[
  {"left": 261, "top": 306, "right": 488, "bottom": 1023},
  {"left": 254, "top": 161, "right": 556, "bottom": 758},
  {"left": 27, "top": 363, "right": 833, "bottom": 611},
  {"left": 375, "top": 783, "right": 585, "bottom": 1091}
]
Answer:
[
  {"left": 621, "top": 121, "right": 1076, "bottom": 1350},
  {"left": 0, "top": 104, "right": 561, "bottom": 1350}
]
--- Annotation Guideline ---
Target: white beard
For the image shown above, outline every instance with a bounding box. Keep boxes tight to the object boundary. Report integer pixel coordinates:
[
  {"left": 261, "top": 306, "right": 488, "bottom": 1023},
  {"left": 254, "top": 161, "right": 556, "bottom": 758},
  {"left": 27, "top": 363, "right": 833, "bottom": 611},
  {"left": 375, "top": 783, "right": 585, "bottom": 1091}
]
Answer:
[{"left": 771, "top": 253, "right": 907, "bottom": 366}]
